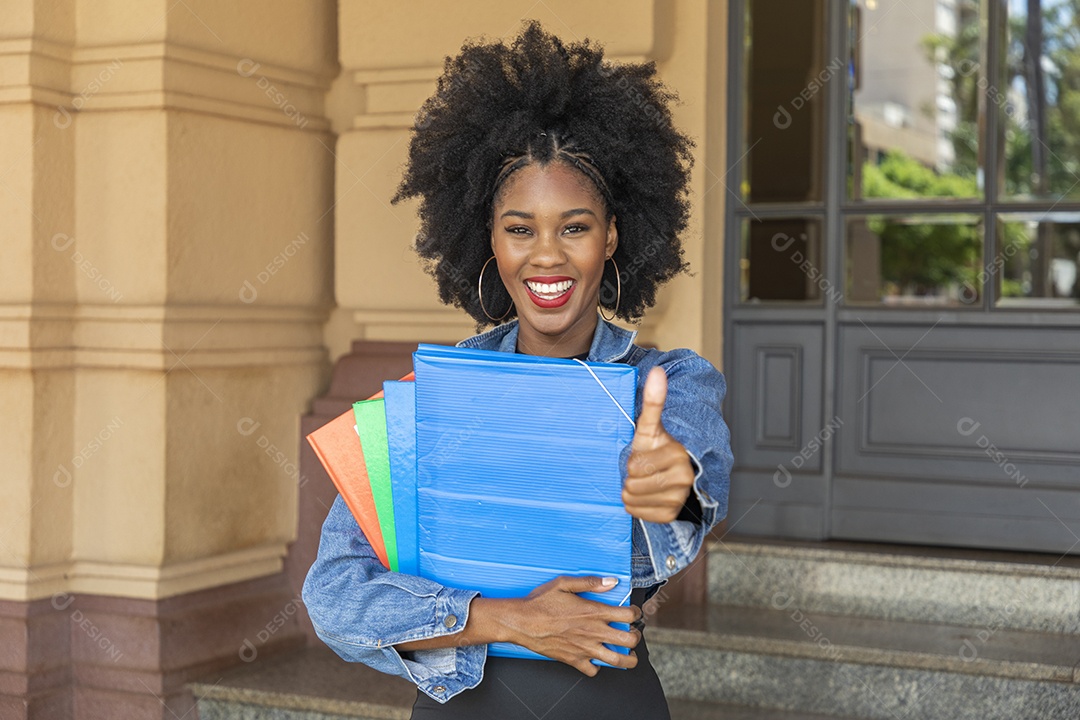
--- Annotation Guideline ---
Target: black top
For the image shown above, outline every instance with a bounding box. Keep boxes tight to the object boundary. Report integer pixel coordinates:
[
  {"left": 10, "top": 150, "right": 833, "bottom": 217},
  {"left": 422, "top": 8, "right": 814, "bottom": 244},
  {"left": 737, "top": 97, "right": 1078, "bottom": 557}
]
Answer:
[{"left": 409, "top": 587, "right": 670, "bottom": 719}]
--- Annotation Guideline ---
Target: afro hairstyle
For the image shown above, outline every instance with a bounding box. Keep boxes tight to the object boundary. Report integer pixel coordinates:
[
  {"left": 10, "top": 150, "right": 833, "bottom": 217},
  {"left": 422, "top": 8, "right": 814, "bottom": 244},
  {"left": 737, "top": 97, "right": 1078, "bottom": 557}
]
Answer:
[{"left": 391, "top": 20, "right": 695, "bottom": 327}]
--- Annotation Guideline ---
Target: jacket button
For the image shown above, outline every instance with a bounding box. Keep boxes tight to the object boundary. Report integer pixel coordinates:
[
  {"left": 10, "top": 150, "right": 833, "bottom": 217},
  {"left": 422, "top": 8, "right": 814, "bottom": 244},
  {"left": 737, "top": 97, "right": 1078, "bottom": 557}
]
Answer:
[
  {"left": 433, "top": 685, "right": 446, "bottom": 693},
  {"left": 665, "top": 555, "right": 677, "bottom": 571},
  {"left": 443, "top": 614, "right": 457, "bottom": 628}
]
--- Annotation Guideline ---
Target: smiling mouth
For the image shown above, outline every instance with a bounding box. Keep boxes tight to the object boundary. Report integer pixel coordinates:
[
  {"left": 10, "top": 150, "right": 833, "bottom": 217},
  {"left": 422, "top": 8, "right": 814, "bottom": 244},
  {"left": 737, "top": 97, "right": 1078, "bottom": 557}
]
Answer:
[{"left": 525, "top": 279, "right": 575, "bottom": 300}]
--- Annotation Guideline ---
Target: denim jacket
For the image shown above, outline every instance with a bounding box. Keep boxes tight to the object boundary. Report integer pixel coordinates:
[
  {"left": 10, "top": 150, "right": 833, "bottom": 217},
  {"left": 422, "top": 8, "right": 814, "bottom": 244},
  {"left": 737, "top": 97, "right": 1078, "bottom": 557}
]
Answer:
[{"left": 302, "top": 316, "right": 733, "bottom": 703}]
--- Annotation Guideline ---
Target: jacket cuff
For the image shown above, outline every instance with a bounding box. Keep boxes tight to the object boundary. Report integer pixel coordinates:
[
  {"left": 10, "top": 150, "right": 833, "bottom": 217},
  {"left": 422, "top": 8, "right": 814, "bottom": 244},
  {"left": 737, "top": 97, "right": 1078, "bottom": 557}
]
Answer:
[
  {"left": 683, "top": 448, "right": 720, "bottom": 531},
  {"left": 638, "top": 449, "right": 721, "bottom": 582},
  {"left": 392, "top": 586, "right": 490, "bottom": 702},
  {"left": 403, "top": 642, "right": 488, "bottom": 703}
]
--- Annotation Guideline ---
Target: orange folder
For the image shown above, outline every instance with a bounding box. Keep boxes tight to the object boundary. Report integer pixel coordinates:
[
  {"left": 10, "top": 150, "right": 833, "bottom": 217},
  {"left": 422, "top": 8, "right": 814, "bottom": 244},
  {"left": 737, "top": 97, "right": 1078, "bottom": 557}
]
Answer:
[{"left": 306, "top": 372, "right": 415, "bottom": 569}]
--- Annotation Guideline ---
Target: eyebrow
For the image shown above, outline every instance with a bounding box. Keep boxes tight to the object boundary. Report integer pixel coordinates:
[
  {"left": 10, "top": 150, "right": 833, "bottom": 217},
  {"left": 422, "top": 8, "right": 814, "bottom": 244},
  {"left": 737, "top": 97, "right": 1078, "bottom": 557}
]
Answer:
[{"left": 499, "top": 208, "right": 597, "bottom": 220}]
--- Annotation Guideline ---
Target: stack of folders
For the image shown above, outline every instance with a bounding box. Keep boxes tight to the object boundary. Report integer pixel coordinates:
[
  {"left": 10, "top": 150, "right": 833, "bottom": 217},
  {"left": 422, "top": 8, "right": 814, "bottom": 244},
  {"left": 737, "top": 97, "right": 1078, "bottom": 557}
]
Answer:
[{"left": 306, "top": 344, "right": 637, "bottom": 662}]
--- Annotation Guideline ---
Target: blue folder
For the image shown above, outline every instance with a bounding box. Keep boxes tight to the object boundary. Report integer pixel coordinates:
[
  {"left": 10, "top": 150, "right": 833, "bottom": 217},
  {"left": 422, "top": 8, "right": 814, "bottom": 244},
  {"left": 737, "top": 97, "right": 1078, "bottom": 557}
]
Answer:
[
  {"left": 411, "top": 344, "right": 636, "bottom": 662},
  {"left": 383, "top": 380, "right": 419, "bottom": 576}
]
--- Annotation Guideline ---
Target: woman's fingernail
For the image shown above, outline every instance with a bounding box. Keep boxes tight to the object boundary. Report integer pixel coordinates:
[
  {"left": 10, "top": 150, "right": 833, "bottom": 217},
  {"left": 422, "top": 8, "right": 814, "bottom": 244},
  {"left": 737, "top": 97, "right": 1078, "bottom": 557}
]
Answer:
[{"left": 601, "top": 577, "right": 618, "bottom": 587}]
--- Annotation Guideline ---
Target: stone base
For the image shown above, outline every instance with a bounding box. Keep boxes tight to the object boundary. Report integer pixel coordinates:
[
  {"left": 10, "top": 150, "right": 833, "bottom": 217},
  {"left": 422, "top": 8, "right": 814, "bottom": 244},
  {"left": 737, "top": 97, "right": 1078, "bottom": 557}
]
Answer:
[
  {"left": 0, "top": 594, "right": 71, "bottom": 719},
  {"left": 0, "top": 572, "right": 304, "bottom": 720}
]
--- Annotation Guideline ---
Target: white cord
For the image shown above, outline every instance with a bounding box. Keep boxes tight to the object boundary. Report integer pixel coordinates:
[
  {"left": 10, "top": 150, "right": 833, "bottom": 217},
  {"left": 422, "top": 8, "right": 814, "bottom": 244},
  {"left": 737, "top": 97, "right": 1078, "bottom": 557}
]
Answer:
[
  {"left": 572, "top": 359, "right": 635, "bottom": 427},
  {"left": 572, "top": 359, "right": 634, "bottom": 610}
]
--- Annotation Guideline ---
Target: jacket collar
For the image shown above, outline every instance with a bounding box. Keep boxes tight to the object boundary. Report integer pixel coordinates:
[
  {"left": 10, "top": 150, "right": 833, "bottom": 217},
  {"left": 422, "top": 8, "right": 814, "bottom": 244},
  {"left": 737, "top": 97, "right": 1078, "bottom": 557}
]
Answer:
[{"left": 456, "top": 313, "right": 638, "bottom": 363}]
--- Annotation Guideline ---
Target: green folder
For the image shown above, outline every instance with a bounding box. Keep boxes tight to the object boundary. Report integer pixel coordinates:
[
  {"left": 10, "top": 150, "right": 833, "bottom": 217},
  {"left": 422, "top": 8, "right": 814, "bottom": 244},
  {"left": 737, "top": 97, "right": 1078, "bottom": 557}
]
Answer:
[{"left": 353, "top": 398, "right": 398, "bottom": 572}]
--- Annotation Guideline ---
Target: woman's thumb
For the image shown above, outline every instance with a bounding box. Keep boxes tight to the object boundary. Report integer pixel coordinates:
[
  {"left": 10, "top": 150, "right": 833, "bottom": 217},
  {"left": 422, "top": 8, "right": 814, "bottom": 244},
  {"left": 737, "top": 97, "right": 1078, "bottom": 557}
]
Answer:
[{"left": 633, "top": 367, "right": 668, "bottom": 450}]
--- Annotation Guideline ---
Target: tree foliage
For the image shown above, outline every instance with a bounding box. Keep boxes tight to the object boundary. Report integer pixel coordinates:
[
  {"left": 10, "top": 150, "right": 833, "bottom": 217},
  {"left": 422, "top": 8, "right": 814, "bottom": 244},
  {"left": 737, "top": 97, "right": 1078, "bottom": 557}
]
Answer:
[{"left": 863, "top": 151, "right": 981, "bottom": 294}]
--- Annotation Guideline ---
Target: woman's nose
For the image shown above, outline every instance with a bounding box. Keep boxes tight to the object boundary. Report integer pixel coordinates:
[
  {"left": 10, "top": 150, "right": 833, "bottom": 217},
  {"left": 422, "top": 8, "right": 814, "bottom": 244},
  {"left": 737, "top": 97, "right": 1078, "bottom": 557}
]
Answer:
[{"left": 529, "top": 231, "right": 567, "bottom": 266}]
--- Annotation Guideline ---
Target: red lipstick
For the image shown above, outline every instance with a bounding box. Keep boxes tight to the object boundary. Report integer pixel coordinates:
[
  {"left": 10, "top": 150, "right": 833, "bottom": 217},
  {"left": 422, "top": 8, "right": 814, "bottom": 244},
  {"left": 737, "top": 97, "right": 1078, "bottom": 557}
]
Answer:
[{"left": 524, "top": 276, "right": 576, "bottom": 308}]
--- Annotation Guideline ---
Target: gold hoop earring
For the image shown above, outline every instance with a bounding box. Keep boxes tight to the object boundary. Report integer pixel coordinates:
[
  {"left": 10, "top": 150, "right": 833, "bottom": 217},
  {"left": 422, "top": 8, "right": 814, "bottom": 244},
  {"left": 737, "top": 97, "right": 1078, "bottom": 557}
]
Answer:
[
  {"left": 599, "top": 256, "right": 621, "bottom": 322},
  {"left": 478, "top": 256, "right": 513, "bottom": 322}
]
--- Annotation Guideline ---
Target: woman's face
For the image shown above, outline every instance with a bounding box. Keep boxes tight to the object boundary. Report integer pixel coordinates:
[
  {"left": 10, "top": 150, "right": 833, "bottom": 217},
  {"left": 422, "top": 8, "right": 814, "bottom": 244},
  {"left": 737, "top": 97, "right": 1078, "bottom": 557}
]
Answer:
[{"left": 491, "top": 161, "right": 617, "bottom": 357}]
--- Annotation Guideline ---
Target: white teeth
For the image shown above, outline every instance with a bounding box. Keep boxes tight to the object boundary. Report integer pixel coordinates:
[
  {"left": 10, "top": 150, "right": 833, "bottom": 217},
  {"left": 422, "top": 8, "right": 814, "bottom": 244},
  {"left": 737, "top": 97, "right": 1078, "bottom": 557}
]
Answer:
[{"left": 527, "top": 280, "right": 573, "bottom": 297}]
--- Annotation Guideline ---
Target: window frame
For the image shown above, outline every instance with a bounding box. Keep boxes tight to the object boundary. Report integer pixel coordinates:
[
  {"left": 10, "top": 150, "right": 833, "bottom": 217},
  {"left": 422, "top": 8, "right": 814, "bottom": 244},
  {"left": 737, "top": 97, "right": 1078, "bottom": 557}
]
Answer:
[{"left": 725, "top": 0, "right": 1080, "bottom": 317}]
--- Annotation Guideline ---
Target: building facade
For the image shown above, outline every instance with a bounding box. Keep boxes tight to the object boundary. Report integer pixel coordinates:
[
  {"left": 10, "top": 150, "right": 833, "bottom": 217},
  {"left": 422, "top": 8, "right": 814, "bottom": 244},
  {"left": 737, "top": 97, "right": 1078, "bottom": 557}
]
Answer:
[{"left": 1, "top": 0, "right": 1076, "bottom": 717}]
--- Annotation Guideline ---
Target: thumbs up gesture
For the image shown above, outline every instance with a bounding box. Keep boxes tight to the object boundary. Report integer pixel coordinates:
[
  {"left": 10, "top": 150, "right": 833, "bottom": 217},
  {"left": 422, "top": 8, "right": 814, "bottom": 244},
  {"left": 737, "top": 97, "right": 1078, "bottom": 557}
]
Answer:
[{"left": 623, "top": 367, "right": 696, "bottom": 524}]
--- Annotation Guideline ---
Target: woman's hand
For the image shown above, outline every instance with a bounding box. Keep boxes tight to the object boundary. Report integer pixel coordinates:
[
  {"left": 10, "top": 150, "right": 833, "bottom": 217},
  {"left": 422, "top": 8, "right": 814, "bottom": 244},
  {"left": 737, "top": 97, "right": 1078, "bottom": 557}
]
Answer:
[
  {"left": 500, "top": 575, "right": 642, "bottom": 676},
  {"left": 624, "top": 367, "right": 696, "bottom": 524}
]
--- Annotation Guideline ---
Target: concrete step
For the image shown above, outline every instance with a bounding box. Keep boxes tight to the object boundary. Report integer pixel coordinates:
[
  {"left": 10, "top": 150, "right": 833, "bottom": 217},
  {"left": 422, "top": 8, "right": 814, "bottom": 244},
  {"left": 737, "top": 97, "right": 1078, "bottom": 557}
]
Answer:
[
  {"left": 649, "top": 602, "right": 1080, "bottom": 720},
  {"left": 707, "top": 538, "right": 1080, "bottom": 634},
  {"left": 189, "top": 646, "right": 858, "bottom": 720},
  {"left": 668, "top": 700, "right": 857, "bottom": 719},
  {"left": 191, "top": 646, "right": 413, "bottom": 720},
  {"left": 191, "top": 541, "right": 1080, "bottom": 719}
]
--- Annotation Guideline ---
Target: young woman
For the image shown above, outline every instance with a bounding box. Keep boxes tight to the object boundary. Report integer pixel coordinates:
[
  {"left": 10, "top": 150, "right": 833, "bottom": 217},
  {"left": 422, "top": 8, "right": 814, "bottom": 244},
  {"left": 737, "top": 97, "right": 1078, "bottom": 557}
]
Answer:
[{"left": 303, "top": 21, "right": 733, "bottom": 719}]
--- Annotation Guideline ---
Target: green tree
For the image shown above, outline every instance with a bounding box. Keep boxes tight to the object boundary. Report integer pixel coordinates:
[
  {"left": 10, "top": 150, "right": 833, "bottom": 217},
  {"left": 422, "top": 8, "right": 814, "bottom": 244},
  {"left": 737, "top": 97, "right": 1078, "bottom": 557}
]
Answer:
[{"left": 863, "top": 151, "right": 982, "bottom": 294}]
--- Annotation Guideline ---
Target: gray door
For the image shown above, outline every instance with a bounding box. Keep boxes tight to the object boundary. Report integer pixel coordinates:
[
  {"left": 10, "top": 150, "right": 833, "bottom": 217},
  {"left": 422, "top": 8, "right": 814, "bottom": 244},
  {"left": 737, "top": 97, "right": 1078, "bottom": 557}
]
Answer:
[{"left": 723, "top": 0, "right": 1080, "bottom": 554}]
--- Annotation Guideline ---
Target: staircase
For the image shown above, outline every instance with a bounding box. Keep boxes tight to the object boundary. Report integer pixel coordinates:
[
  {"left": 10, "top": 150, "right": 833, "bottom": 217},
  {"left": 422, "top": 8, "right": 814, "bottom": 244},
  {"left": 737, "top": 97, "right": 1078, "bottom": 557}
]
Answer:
[
  {"left": 649, "top": 538, "right": 1080, "bottom": 719},
  {"left": 189, "top": 539, "right": 1080, "bottom": 719}
]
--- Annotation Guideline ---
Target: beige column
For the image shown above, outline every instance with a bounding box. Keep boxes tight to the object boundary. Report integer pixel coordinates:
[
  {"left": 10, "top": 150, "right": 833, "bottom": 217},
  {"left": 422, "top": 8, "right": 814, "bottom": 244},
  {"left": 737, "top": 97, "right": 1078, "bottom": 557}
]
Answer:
[
  {"left": 648, "top": 0, "right": 729, "bottom": 366},
  {"left": 0, "top": 0, "right": 336, "bottom": 604},
  {"left": 0, "top": 0, "right": 76, "bottom": 608},
  {"left": 1, "top": 0, "right": 336, "bottom": 715}
]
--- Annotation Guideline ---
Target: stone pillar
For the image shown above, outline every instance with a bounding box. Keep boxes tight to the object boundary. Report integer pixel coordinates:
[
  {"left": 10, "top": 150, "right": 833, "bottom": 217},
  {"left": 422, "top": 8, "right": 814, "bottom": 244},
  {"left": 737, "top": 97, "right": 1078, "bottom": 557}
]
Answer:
[{"left": 0, "top": 0, "right": 337, "bottom": 716}]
